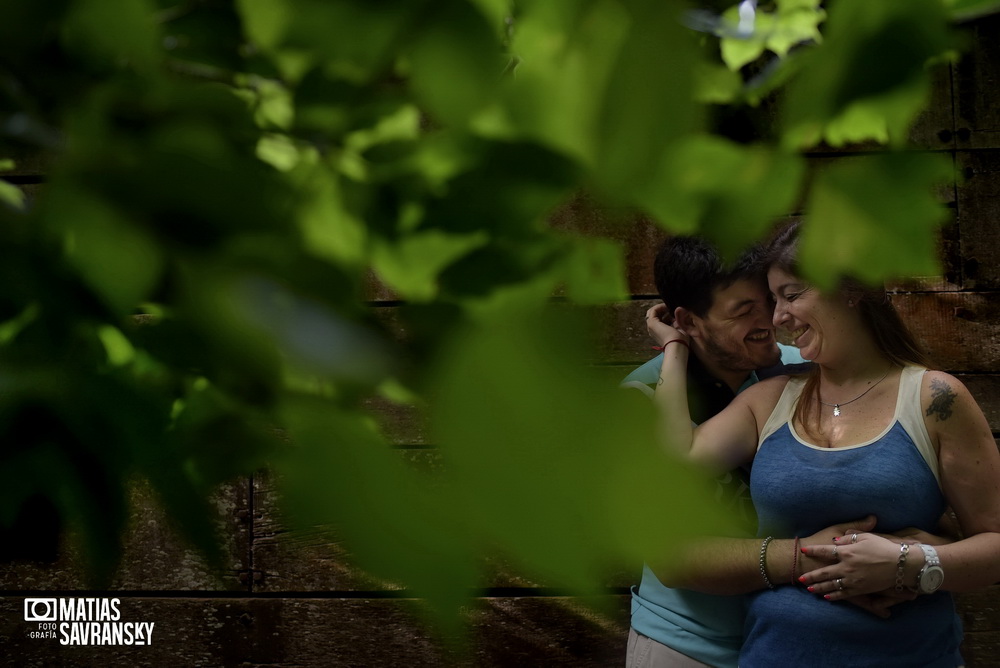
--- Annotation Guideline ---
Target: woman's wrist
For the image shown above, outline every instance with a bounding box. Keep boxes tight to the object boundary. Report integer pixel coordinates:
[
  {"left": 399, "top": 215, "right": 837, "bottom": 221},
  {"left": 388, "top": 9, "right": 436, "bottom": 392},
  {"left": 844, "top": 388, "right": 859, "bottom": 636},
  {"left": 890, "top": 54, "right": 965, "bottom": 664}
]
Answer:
[{"left": 653, "top": 338, "right": 690, "bottom": 351}]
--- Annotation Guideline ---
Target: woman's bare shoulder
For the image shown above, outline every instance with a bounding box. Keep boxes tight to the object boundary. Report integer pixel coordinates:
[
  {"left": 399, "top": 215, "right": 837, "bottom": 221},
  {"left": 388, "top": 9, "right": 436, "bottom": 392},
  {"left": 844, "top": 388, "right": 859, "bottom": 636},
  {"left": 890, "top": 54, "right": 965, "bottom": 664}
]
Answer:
[
  {"left": 920, "top": 369, "right": 978, "bottom": 425},
  {"left": 733, "top": 374, "right": 794, "bottom": 413}
]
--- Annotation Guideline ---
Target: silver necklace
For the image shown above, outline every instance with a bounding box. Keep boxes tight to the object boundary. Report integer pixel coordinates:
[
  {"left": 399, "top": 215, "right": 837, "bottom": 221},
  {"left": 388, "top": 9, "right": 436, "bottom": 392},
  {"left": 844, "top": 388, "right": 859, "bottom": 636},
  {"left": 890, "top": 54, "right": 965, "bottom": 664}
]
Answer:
[{"left": 818, "top": 366, "right": 892, "bottom": 417}]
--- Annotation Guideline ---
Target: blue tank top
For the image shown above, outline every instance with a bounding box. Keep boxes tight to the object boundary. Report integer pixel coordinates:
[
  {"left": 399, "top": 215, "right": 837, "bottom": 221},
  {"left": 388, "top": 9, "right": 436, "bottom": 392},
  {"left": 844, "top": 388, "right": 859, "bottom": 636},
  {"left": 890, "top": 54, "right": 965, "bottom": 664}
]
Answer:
[{"left": 742, "top": 366, "right": 962, "bottom": 667}]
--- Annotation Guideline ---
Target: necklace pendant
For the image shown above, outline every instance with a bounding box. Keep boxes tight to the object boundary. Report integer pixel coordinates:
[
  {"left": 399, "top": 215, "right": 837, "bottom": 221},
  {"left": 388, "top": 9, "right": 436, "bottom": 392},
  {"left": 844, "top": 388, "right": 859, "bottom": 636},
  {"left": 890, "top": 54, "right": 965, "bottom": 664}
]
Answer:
[{"left": 833, "top": 405, "right": 841, "bottom": 417}]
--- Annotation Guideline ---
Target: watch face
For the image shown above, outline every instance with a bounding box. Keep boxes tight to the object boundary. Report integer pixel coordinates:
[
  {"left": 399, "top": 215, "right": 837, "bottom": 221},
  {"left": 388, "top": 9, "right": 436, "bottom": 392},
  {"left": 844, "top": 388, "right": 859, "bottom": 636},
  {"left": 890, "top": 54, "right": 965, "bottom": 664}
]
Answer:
[{"left": 922, "top": 566, "right": 944, "bottom": 593}]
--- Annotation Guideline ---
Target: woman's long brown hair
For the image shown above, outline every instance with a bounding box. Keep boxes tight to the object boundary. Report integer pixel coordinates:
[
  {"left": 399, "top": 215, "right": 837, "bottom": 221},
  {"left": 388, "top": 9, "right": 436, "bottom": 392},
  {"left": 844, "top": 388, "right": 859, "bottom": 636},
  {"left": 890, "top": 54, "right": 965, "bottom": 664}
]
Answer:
[{"left": 764, "top": 222, "right": 932, "bottom": 437}]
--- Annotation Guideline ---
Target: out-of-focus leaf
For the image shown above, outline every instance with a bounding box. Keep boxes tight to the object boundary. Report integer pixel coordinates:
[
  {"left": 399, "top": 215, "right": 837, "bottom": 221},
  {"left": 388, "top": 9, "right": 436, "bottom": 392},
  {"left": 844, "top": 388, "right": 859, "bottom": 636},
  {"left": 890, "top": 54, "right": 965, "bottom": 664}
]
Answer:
[
  {"left": 249, "top": 78, "right": 295, "bottom": 131},
  {"left": 408, "top": 0, "right": 502, "bottom": 125},
  {"left": 373, "top": 230, "right": 490, "bottom": 302},
  {"left": 229, "top": 275, "right": 393, "bottom": 384},
  {"left": 560, "top": 237, "right": 628, "bottom": 304},
  {"left": 294, "top": 160, "right": 368, "bottom": 266},
  {"left": 494, "top": 0, "right": 631, "bottom": 164},
  {"left": 235, "top": 0, "right": 289, "bottom": 50},
  {"left": 419, "top": 139, "right": 580, "bottom": 240},
  {"left": 159, "top": 0, "right": 245, "bottom": 72},
  {"left": 694, "top": 62, "right": 744, "bottom": 104},
  {"left": 720, "top": 13, "right": 773, "bottom": 70},
  {"left": 281, "top": 1, "right": 422, "bottom": 84},
  {"left": 718, "top": 0, "right": 824, "bottom": 70},
  {"left": 61, "top": 0, "right": 159, "bottom": 72},
  {"left": 595, "top": 0, "right": 700, "bottom": 198},
  {"left": 40, "top": 185, "right": 163, "bottom": 315},
  {"left": 946, "top": 0, "right": 1000, "bottom": 22},
  {"left": 97, "top": 325, "right": 136, "bottom": 366},
  {"left": 257, "top": 133, "right": 300, "bottom": 171},
  {"left": 169, "top": 383, "right": 279, "bottom": 487},
  {"left": 277, "top": 398, "right": 478, "bottom": 635},
  {"left": 641, "top": 136, "right": 805, "bottom": 257},
  {"left": 800, "top": 153, "right": 953, "bottom": 289},
  {"left": 0, "top": 180, "right": 25, "bottom": 209},
  {"left": 766, "top": 0, "right": 825, "bottom": 56},
  {"left": 430, "top": 306, "right": 736, "bottom": 590},
  {"left": 782, "top": 0, "right": 956, "bottom": 148}
]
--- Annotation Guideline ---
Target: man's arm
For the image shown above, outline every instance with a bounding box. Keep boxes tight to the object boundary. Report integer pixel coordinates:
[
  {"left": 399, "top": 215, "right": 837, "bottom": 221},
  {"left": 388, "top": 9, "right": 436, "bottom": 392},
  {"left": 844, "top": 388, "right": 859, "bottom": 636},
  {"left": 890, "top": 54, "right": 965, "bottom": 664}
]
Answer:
[{"left": 651, "top": 516, "right": 879, "bottom": 594}]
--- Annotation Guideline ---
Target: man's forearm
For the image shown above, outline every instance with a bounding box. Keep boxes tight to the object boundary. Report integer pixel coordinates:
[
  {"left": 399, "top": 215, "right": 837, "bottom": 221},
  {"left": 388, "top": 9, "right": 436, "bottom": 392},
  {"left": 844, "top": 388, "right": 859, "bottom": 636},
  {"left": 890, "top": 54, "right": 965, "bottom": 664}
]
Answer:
[
  {"left": 651, "top": 516, "right": 880, "bottom": 595},
  {"left": 652, "top": 536, "right": 798, "bottom": 594}
]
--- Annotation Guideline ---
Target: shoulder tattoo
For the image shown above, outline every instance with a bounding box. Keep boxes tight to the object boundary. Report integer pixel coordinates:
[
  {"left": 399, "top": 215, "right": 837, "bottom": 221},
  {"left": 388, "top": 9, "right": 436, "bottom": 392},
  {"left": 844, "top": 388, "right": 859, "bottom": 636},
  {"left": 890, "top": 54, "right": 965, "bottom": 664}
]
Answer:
[{"left": 925, "top": 378, "right": 957, "bottom": 422}]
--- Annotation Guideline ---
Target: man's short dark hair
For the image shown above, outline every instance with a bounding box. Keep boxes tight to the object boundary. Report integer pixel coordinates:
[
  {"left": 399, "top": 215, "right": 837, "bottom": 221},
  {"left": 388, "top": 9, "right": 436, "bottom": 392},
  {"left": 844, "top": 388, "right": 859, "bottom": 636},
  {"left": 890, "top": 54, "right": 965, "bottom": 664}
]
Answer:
[{"left": 653, "top": 236, "right": 765, "bottom": 317}]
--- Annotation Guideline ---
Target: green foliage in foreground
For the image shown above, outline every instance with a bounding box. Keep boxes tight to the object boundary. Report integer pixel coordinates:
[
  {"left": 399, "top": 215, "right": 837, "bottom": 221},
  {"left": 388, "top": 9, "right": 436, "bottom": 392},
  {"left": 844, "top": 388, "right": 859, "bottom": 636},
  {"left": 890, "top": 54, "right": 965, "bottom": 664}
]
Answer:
[{"left": 0, "top": 0, "right": 994, "bottom": 634}]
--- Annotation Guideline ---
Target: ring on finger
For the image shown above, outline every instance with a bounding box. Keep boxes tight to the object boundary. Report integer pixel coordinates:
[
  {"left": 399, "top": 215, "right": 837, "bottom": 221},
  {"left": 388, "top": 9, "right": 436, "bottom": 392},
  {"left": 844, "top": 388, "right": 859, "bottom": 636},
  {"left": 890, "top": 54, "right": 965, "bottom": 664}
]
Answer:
[
  {"left": 851, "top": 533, "right": 858, "bottom": 544},
  {"left": 832, "top": 545, "right": 838, "bottom": 559},
  {"left": 836, "top": 578, "right": 844, "bottom": 591}
]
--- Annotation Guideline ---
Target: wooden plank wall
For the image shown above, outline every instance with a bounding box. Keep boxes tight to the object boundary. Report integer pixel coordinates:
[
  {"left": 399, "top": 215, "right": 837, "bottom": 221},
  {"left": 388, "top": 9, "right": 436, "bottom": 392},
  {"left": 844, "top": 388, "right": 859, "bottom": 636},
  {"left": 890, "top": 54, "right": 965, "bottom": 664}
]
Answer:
[{"left": 3, "top": 15, "right": 1000, "bottom": 667}]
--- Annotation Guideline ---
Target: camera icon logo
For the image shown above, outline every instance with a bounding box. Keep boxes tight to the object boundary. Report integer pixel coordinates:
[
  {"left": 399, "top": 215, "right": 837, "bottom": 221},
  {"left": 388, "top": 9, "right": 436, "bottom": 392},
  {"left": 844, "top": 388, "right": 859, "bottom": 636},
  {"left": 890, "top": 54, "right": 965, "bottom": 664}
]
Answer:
[{"left": 24, "top": 598, "right": 57, "bottom": 622}]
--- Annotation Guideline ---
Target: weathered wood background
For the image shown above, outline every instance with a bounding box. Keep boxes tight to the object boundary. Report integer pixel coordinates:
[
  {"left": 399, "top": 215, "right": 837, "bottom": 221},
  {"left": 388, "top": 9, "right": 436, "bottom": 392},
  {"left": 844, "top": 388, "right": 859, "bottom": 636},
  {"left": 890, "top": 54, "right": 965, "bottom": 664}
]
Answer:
[{"left": 4, "top": 15, "right": 1000, "bottom": 668}]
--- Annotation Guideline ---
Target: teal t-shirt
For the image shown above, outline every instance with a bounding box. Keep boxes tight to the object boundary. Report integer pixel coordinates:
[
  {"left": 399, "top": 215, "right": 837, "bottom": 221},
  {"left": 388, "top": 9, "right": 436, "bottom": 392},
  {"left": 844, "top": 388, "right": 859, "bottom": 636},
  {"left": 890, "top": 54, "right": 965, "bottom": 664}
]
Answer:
[{"left": 626, "top": 343, "right": 806, "bottom": 667}]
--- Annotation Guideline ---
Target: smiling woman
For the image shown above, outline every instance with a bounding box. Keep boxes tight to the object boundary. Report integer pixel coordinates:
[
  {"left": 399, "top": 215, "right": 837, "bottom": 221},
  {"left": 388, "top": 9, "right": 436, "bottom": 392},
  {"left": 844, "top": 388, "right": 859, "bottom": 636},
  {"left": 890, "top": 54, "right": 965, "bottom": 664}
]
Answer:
[{"left": 645, "top": 220, "right": 1000, "bottom": 667}]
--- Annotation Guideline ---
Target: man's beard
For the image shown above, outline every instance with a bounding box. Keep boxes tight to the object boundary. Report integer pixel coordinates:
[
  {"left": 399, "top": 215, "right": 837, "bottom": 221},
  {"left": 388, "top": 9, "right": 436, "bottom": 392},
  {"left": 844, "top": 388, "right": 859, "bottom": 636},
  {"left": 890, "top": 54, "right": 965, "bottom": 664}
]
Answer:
[{"left": 701, "top": 331, "right": 779, "bottom": 373}]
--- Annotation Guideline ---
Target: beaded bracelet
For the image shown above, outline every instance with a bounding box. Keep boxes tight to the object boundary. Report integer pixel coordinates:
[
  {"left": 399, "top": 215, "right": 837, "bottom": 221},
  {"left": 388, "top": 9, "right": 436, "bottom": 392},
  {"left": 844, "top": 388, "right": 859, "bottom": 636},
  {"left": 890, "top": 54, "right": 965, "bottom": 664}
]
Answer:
[
  {"left": 759, "top": 536, "right": 775, "bottom": 590},
  {"left": 894, "top": 543, "right": 910, "bottom": 592}
]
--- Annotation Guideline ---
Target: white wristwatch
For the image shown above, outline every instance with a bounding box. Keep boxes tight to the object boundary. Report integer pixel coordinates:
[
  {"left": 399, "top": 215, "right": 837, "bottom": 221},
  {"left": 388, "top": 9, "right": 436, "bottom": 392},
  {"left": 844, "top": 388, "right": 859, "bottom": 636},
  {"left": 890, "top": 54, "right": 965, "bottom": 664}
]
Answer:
[{"left": 916, "top": 544, "right": 944, "bottom": 594}]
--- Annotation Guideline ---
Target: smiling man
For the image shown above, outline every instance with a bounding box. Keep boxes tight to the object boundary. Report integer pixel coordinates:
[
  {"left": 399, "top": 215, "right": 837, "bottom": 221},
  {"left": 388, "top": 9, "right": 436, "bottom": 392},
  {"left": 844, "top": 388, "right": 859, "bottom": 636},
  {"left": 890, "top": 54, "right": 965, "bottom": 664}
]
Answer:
[{"left": 621, "top": 236, "right": 807, "bottom": 667}]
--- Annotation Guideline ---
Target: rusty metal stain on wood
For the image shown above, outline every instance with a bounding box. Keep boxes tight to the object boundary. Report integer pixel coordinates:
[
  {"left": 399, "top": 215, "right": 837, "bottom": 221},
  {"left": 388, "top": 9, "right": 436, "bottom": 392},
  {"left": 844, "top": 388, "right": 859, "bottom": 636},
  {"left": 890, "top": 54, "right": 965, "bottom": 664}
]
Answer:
[
  {"left": 955, "top": 14, "right": 1000, "bottom": 149},
  {"left": 957, "top": 150, "right": 1000, "bottom": 289}
]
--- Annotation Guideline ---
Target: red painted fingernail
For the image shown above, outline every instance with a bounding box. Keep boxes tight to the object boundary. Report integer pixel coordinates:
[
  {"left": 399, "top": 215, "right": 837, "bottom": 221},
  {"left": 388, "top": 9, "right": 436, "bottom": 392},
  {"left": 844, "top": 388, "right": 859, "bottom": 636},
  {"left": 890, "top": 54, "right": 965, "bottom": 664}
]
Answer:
[
  {"left": 798, "top": 576, "right": 806, "bottom": 583},
  {"left": 807, "top": 586, "right": 815, "bottom": 593},
  {"left": 824, "top": 595, "right": 832, "bottom": 600},
  {"left": 800, "top": 547, "right": 807, "bottom": 554},
  {"left": 833, "top": 537, "right": 839, "bottom": 542}
]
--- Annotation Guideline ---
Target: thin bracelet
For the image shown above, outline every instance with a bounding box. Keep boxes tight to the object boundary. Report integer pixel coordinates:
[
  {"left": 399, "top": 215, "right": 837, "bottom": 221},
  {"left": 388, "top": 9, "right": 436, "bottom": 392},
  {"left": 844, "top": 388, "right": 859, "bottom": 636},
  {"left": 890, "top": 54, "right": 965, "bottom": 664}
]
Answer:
[
  {"left": 791, "top": 536, "right": 800, "bottom": 585},
  {"left": 652, "top": 339, "right": 690, "bottom": 351},
  {"left": 759, "top": 536, "right": 775, "bottom": 589},
  {"left": 894, "top": 543, "right": 910, "bottom": 592}
]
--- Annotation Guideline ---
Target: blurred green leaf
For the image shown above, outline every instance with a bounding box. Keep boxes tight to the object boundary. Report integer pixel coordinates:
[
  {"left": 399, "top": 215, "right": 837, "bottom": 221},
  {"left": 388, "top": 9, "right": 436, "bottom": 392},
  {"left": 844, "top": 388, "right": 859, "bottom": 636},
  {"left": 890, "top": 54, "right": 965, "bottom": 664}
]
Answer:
[
  {"left": 560, "top": 237, "right": 629, "bottom": 304},
  {"left": 407, "top": 0, "right": 502, "bottom": 125},
  {"left": 97, "top": 325, "right": 136, "bottom": 366},
  {"left": 782, "top": 0, "right": 956, "bottom": 148},
  {"left": 718, "top": 0, "right": 824, "bottom": 70},
  {"left": 946, "top": 0, "right": 1000, "bottom": 22},
  {"left": 373, "top": 230, "right": 490, "bottom": 302},
  {"left": 41, "top": 185, "right": 163, "bottom": 315},
  {"left": 641, "top": 136, "right": 805, "bottom": 256},
  {"left": 492, "top": 0, "right": 631, "bottom": 164},
  {"left": 277, "top": 398, "right": 479, "bottom": 635},
  {"left": 694, "top": 62, "right": 743, "bottom": 104},
  {"left": 0, "top": 180, "right": 25, "bottom": 210},
  {"left": 61, "top": 0, "right": 159, "bottom": 72},
  {"left": 235, "top": 0, "right": 289, "bottom": 50},
  {"left": 430, "top": 306, "right": 737, "bottom": 589},
  {"left": 280, "top": 0, "right": 422, "bottom": 84},
  {"left": 595, "top": 0, "right": 700, "bottom": 198},
  {"left": 800, "top": 153, "right": 953, "bottom": 289},
  {"left": 294, "top": 159, "right": 369, "bottom": 266}
]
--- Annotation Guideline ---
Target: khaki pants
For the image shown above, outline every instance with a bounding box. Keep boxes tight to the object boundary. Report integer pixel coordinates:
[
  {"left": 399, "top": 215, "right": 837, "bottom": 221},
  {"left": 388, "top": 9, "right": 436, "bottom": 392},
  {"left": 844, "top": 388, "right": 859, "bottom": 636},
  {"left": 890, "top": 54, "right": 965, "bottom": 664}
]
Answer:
[{"left": 625, "top": 628, "right": 715, "bottom": 668}]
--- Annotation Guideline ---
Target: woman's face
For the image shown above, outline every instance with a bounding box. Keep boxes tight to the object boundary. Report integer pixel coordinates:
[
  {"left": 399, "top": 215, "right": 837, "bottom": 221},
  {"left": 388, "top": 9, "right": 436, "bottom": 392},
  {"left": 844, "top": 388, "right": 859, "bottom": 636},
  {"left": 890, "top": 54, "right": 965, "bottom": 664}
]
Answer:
[{"left": 767, "top": 266, "right": 849, "bottom": 363}]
